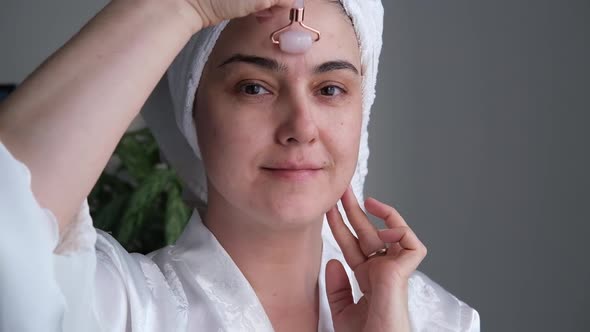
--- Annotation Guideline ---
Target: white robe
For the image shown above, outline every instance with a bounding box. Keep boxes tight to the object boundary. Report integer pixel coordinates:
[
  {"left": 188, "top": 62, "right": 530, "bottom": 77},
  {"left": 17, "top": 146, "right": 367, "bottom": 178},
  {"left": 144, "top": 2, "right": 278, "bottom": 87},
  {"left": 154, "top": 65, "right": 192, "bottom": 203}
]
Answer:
[{"left": 0, "top": 141, "right": 480, "bottom": 331}]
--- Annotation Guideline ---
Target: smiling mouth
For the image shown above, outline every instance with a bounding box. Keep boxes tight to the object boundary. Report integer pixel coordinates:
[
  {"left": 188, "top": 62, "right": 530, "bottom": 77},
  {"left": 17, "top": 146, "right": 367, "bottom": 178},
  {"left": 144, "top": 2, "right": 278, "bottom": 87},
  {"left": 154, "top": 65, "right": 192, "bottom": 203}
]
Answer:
[{"left": 261, "top": 167, "right": 323, "bottom": 181}]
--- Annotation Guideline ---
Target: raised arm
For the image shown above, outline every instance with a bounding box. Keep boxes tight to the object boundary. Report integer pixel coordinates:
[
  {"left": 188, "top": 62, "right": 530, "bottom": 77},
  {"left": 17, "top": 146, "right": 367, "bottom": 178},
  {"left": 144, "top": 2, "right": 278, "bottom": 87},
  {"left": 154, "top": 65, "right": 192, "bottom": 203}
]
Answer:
[{"left": 0, "top": 0, "right": 292, "bottom": 231}]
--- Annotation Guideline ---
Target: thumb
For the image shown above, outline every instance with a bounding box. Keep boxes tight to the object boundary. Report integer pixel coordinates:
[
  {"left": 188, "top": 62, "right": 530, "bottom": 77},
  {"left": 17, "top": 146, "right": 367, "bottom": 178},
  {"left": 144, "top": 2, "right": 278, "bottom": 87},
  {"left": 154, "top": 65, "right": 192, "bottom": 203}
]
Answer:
[{"left": 325, "top": 259, "right": 354, "bottom": 317}]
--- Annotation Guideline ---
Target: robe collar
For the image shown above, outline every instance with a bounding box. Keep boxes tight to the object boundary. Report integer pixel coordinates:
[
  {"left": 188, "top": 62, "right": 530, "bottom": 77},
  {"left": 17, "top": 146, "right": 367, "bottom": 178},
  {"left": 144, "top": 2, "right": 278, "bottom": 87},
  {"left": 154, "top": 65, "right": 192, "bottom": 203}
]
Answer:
[{"left": 171, "top": 210, "right": 358, "bottom": 331}]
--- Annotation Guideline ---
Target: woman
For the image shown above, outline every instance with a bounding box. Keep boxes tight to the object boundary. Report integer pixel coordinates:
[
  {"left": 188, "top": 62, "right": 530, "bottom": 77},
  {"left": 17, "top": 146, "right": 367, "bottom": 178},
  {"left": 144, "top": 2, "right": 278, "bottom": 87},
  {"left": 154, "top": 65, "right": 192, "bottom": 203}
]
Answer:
[{"left": 0, "top": 0, "right": 479, "bottom": 331}]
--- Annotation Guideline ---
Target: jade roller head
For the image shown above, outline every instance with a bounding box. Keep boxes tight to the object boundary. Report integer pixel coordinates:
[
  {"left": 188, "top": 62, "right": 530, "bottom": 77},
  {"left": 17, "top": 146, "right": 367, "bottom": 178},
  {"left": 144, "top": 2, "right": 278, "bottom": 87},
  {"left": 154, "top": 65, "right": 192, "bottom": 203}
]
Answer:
[{"left": 270, "top": 0, "right": 321, "bottom": 54}]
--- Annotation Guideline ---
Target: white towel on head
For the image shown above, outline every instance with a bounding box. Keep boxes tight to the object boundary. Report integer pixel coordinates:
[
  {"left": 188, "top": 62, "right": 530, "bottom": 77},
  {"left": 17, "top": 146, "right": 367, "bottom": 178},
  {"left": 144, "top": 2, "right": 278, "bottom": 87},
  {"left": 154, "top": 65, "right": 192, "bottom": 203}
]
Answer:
[{"left": 143, "top": 0, "right": 384, "bottom": 208}]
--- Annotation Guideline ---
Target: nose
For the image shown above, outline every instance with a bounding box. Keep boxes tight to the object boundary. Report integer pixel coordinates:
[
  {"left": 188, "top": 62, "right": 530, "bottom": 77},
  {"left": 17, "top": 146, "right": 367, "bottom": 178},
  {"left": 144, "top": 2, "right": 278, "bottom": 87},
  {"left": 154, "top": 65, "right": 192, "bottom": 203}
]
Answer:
[{"left": 275, "top": 94, "right": 319, "bottom": 146}]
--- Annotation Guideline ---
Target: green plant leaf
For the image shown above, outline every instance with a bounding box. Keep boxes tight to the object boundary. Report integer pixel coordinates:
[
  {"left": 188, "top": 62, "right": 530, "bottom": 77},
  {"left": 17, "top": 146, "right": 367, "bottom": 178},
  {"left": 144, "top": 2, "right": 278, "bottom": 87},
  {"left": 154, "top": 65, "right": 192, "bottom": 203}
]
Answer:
[
  {"left": 116, "top": 129, "right": 159, "bottom": 181},
  {"left": 93, "top": 193, "right": 130, "bottom": 231},
  {"left": 90, "top": 127, "right": 191, "bottom": 253},
  {"left": 165, "top": 184, "right": 190, "bottom": 244},
  {"left": 117, "top": 168, "right": 174, "bottom": 245}
]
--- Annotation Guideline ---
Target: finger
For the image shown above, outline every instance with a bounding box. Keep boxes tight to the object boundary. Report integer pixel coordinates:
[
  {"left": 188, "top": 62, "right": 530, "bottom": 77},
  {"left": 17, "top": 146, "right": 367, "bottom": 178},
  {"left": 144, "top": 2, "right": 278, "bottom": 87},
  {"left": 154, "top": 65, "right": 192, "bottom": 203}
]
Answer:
[
  {"left": 387, "top": 242, "right": 403, "bottom": 257},
  {"left": 378, "top": 228, "right": 421, "bottom": 251},
  {"left": 325, "top": 259, "right": 354, "bottom": 318},
  {"left": 254, "top": 8, "right": 274, "bottom": 17},
  {"left": 341, "top": 187, "right": 384, "bottom": 256},
  {"left": 207, "top": 0, "right": 295, "bottom": 26},
  {"left": 326, "top": 206, "right": 366, "bottom": 268},
  {"left": 364, "top": 197, "right": 408, "bottom": 229},
  {"left": 378, "top": 228, "right": 427, "bottom": 270},
  {"left": 254, "top": 0, "right": 294, "bottom": 11}
]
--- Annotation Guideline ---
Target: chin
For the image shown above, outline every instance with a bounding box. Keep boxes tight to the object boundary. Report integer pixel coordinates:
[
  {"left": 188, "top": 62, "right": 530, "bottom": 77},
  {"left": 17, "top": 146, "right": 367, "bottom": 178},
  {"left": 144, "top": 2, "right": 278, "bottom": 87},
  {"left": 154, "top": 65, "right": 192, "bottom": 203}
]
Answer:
[{"left": 254, "top": 192, "right": 332, "bottom": 229}]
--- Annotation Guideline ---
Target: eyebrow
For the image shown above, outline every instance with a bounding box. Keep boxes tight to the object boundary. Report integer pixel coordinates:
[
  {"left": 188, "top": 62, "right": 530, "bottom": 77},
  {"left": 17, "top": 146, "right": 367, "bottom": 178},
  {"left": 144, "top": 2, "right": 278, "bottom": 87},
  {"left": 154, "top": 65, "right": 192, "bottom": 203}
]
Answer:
[
  {"left": 315, "top": 60, "right": 359, "bottom": 75},
  {"left": 217, "top": 53, "right": 359, "bottom": 75},
  {"left": 218, "top": 54, "right": 287, "bottom": 72}
]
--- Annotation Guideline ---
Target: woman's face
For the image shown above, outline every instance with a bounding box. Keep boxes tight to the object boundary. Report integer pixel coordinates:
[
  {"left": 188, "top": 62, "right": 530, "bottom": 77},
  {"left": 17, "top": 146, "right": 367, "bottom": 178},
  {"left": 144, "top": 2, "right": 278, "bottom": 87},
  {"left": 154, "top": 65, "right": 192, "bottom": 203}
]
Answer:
[{"left": 195, "top": 0, "right": 362, "bottom": 227}]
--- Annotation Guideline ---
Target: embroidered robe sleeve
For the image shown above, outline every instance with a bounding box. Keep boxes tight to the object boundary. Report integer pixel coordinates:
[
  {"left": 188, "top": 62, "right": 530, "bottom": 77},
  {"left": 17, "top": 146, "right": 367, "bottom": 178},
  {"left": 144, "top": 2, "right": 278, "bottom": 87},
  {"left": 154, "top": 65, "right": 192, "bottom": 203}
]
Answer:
[
  {"left": 0, "top": 141, "right": 139, "bottom": 332},
  {"left": 408, "top": 271, "right": 481, "bottom": 331}
]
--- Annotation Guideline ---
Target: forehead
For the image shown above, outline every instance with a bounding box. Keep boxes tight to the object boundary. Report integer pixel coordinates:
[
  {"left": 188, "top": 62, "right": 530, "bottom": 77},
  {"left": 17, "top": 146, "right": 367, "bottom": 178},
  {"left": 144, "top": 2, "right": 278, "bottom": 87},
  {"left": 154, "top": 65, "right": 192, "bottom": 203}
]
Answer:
[{"left": 206, "top": 0, "right": 360, "bottom": 72}]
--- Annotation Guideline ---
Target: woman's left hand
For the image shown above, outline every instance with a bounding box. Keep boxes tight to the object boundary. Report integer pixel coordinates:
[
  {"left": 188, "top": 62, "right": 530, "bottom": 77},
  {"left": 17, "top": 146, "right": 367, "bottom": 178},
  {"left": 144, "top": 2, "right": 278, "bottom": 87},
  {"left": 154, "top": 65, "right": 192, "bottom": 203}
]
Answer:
[{"left": 325, "top": 187, "right": 427, "bottom": 332}]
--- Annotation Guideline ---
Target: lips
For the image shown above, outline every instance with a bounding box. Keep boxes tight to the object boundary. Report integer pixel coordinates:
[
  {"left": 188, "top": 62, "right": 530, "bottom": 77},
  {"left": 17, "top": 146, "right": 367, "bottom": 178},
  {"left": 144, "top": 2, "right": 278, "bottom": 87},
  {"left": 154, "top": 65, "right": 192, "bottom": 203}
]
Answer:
[{"left": 261, "top": 162, "right": 324, "bottom": 181}]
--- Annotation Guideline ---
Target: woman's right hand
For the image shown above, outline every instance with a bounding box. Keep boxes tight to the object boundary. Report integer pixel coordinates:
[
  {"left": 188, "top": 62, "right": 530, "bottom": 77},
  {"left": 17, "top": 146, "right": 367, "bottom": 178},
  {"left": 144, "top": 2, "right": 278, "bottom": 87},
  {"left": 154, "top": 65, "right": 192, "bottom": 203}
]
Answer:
[{"left": 189, "top": 0, "right": 294, "bottom": 27}]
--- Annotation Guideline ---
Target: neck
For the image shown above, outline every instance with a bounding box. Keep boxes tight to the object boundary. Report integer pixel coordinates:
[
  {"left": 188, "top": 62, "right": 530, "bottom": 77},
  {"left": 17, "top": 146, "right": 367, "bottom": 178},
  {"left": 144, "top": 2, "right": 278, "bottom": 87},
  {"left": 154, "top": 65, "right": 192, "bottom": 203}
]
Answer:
[{"left": 203, "top": 190, "right": 323, "bottom": 330}]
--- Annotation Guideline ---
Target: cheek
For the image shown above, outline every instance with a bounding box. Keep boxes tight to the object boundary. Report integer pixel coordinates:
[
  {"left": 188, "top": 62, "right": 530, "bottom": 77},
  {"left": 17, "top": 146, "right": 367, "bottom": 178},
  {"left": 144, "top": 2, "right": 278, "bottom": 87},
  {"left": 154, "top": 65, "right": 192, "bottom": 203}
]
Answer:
[
  {"left": 196, "top": 100, "right": 269, "bottom": 177},
  {"left": 321, "top": 110, "right": 362, "bottom": 172}
]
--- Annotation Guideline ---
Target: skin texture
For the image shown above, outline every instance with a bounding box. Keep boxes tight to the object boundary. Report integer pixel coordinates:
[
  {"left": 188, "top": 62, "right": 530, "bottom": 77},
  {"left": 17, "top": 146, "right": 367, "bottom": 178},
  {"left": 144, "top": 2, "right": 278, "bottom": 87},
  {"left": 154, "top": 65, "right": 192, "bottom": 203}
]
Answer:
[
  {"left": 196, "top": 1, "right": 362, "bottom": 231},
  {"left": 194, "top": 3, "right": 362, "bottom": 330},
  {"left": 194, "top": 1, "right": 426, "bottom": 331},
  {"left": 325, "top": 188, "right": 427, "bottom": 332}
]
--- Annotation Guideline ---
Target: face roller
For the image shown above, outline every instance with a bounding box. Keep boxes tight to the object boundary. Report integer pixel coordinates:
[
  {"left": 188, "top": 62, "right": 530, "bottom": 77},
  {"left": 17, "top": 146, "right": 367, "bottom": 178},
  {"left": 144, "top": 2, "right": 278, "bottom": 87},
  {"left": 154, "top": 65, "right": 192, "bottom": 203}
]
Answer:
[{"left": 270, "top": 0, "right": 321, "bottom": 54}]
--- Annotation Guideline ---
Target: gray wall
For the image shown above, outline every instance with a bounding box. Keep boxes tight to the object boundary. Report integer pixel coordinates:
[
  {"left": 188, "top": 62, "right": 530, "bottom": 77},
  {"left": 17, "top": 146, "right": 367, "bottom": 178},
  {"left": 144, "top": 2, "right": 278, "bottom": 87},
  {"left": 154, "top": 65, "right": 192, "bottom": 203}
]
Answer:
[
  {"left": 0, "top": 0, "right": 108, "bottom": 82},
  {"left": 2, "top": 1, "right": 589, "bottom": 331},
  {"left": 367, "top": 1, "right": 590, "bottom": 331}
]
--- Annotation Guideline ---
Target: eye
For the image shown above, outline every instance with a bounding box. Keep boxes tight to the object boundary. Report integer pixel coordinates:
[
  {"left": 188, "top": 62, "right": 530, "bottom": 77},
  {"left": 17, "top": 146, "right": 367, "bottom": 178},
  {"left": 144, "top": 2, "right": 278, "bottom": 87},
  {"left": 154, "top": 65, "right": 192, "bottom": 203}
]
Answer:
[
  {"left": 319, "top": 85, "right": 345, "bottom": 97},
  {"left": 239, "top": 83, "right": 271, "bottom": 96}
]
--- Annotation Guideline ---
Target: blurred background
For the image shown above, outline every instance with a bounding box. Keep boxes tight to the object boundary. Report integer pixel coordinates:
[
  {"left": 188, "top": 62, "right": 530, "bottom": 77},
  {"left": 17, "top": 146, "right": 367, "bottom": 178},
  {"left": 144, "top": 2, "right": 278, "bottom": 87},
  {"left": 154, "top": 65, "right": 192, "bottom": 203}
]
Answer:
[{"left": 1, "top": 0, "right": 589, "bottom": 330}]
